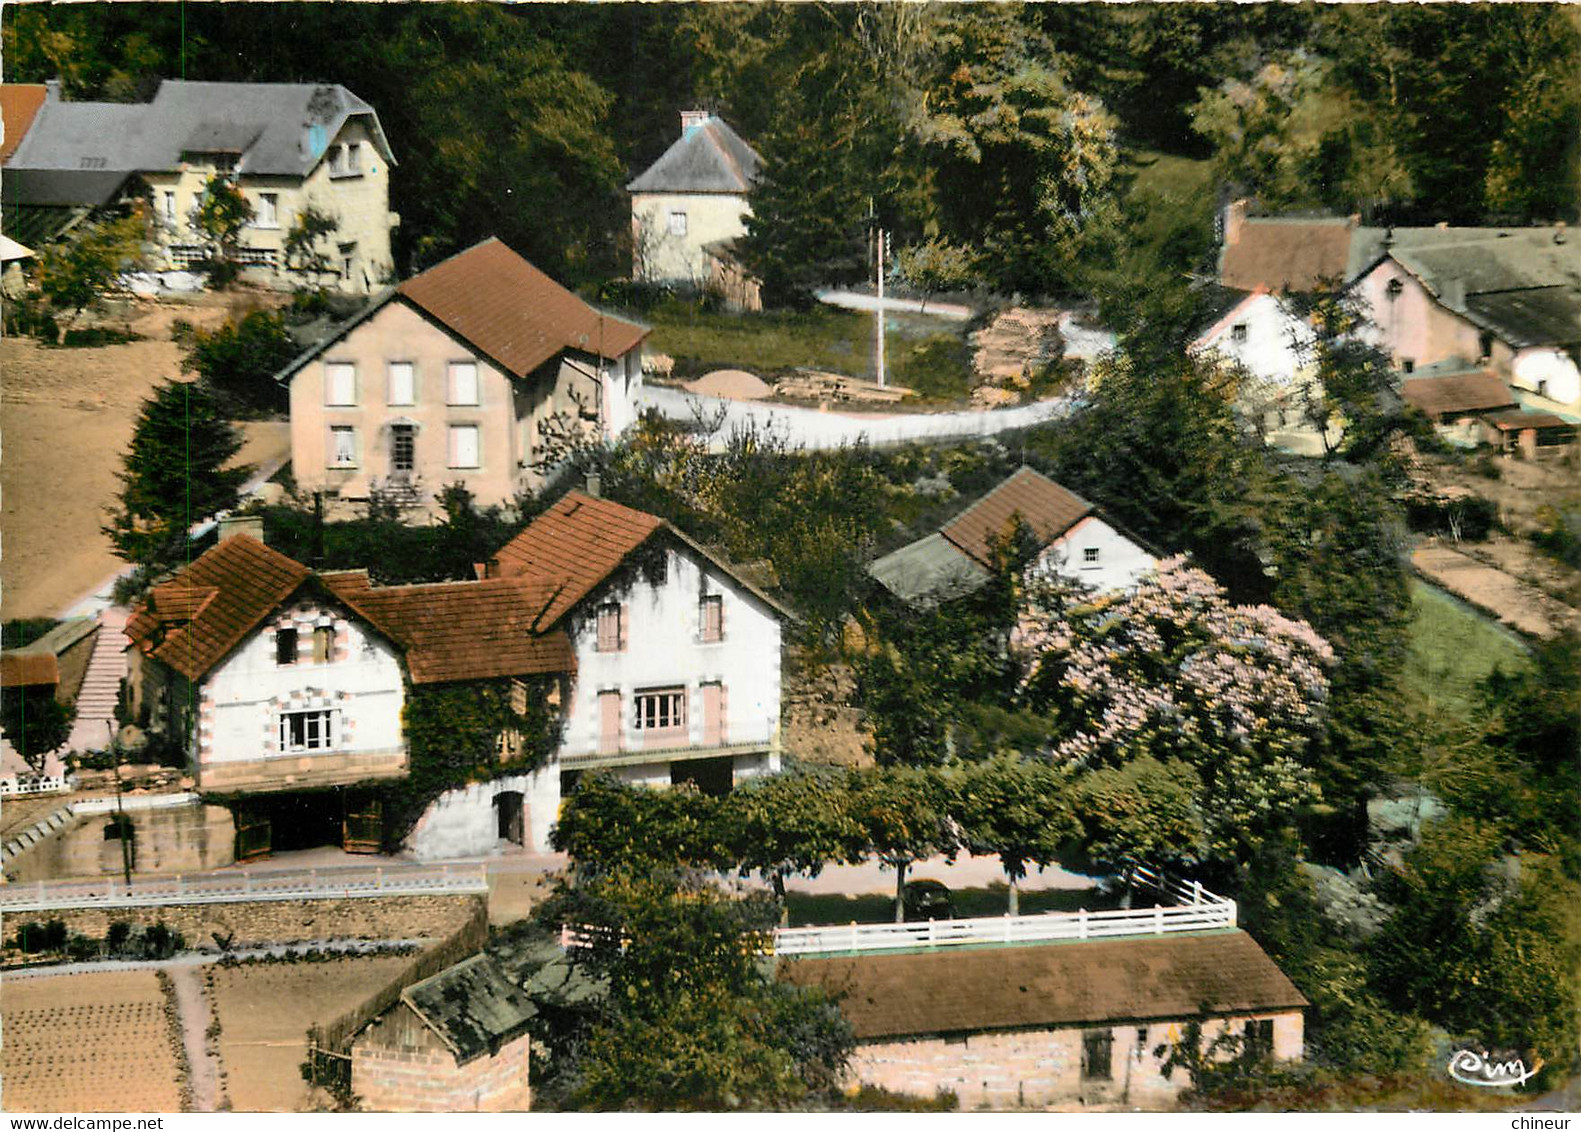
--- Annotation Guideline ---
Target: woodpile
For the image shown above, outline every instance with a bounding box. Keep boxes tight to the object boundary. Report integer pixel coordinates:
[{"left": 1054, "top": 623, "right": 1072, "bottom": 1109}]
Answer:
[{"left": 772, "top": 368, "right": 915, "bottom": 404}]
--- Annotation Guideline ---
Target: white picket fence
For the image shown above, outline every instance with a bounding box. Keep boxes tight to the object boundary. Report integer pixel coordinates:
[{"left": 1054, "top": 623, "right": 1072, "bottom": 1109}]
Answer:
[
  {"left": 559, "top": 867, "right": 1235, "bottom": 959},
  {"left": 0, "top": 774, "right": 75, "bottom": 798},
  {"left": 637, "top": 386, "right": 1081, "bottom": 452},
  {"left": 0, "top": 862, "right": 489, "bottom": 913}
]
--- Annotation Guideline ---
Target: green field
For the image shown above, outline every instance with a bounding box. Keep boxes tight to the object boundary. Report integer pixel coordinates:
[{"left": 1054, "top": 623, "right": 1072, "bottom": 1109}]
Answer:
[{"left": 1403, "top": 580, "right": 1531, "bottom": 715}]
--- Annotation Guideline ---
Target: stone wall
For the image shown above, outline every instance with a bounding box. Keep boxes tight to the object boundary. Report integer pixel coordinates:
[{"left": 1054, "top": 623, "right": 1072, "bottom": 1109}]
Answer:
[
  {"left": 847, "top": 1012, "right": 1304, "bottom": 1111},
  {"left": 7, "top": 799, "right": 235, "bottom": 883},
  {"left": 15, "top": 893, "right": 483, "bottom": 949},
  {"left": 352, "top": 1031, "right": 531, "bottom": 1112}
]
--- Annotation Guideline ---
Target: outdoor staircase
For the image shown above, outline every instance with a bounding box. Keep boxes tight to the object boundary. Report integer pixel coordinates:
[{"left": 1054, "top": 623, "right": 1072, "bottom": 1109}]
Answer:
[
  {"left": 0, "top": 803, "right": 79, "bottom": 878},
  {"left": 67, "top": 607, "right": 129, "bottom": 754}
]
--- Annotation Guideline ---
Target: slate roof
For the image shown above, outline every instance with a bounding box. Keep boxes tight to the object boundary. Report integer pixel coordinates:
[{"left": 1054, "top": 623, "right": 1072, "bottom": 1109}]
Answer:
[
  {"left": 6, "top": 79, "right": 394, "bottom": 178},
  {"left": 779, "top": 931, "right": 1308, "bottom": 1041},
  {"left": 398, "top": 954, "right": 537, "bottom": 1066},
  {"left": 627, "top": 116, "right": 761, "bottom": 194},
  {"left": 1465, "top": 288, "right": 1581, "bottom": 350},
  {"left": 124, "top": 536, "right": 314, "bottom": 681},
  {"left": 322, "top": 571, "right": 574, "bottom": 685},
  {"left": 2, "top": 167, "right": 132, "bottom": 208},
  {"left": 0, "top": 84, "right": 48, "bottom": 163},
  {"left": 396, "top": 238, "right": 649, "bottom": 376},
  {"left": 940, "top": 467, "right": 1092, "bottom": 569},
  {"left": 1400, "top": 368, "right": 1518, "bottom": 420},
  {"left": 866, "top": 533, "right": 991, "bottom": 610}
]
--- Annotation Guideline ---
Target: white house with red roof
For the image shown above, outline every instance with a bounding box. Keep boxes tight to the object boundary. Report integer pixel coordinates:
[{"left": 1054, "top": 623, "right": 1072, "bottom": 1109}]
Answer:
[
  {"left": 277, "top": 238, "right": 650, "bottom": 516},
  {"left": 118, "top": 490, "right": 786, "bottom": 864}
]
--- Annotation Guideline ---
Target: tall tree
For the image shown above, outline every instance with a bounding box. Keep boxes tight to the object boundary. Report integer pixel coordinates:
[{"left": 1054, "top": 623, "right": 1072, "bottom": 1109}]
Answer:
[
  {"left": 103, "top": 381, "right": 249, "bottom": 567},
  {"left": 949, "top": 756, "right": 1077, "bottom": 913},
  {"left": 846, "top": 765, "right": 958, "bottom": 922}
]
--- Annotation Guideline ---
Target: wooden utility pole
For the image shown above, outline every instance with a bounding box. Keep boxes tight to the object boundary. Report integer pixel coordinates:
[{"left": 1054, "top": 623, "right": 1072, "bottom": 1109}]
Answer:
[{"left": 875, "top": 227, "right": 888, "bottom": 388}]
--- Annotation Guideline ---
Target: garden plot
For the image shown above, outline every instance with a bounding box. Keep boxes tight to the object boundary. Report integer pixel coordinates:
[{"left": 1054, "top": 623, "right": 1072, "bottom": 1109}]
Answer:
[
  {"left": 1, "top": 970, "right": 184, "bottom": 1112},
  {"left": 206, "top": 955, "right": 412, "bottom": 1112}
]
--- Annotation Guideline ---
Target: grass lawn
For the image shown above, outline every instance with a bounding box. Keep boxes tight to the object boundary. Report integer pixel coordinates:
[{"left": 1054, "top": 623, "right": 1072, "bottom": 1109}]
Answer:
[
  {"left": 783, "top": 882, "right": 1126, "bottom": 927},
  {"left": 1403, "top": 579, "right": 1531, "bottom": 715},
  {"left": 640, "top": 301, "right": 977, "bottom": 402}
]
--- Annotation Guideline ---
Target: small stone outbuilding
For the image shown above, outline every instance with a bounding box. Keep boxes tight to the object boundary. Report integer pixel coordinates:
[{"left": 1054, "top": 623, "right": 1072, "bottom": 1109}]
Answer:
[{"left": 351, "top": 953, "right": 535, "bottom": 1112}]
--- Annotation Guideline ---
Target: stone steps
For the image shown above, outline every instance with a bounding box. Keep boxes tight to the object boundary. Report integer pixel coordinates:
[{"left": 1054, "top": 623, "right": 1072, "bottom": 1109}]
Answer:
[{"left": 1, "top": 804, "right": 78, "bottom": 872}]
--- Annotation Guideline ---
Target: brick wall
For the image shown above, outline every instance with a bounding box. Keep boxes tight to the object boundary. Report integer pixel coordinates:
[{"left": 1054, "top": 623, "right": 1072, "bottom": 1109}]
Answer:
[
  {"left": 352, "top": 1030, "right": 531, "bottom": 1112},
  {"left": 16, "top": 893, "right": 483, "bottom": 949},
  {"left": 847, "top": 1012, "right": 1304, "bottom": 1111}
]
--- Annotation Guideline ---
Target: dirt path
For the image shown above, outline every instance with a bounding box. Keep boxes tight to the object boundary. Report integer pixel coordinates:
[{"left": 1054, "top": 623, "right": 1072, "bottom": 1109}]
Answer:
[
  {"left": 167, "top": 964, "right": 222, "bottom": 1112},
  {"left": 1413, "top": 542, "right": 1581, "bottom": 638}
]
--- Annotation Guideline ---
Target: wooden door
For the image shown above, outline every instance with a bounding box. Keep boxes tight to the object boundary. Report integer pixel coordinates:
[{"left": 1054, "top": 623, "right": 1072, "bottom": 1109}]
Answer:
[
  {"left": 342, "top": 797, "right": 383, "bottom": 854},
  {"left": 235, "top": 811, "right": 272, "bottom": 863}
]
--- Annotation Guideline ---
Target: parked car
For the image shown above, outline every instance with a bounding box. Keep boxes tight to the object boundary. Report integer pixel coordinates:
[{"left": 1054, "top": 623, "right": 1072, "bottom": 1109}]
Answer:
[{"left": 902, "top": 879, "right": 955, "bottom": 922}]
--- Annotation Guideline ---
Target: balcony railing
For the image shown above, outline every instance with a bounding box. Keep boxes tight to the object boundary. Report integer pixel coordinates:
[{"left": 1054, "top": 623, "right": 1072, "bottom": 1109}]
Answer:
[{"left": 558, "top": 739, "right": 773, "bottom": 771}]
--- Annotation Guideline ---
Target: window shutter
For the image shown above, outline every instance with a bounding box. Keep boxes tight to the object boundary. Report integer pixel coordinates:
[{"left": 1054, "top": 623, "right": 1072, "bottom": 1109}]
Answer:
[
  {"left": 388, "top": 362, "right": 414, "bottom": 405},
  {"left": 326, "top": 363, "right": 356, "bottom": 406},
  {"left": 598, "top": 690, "right": 622, "bottom": 754}
]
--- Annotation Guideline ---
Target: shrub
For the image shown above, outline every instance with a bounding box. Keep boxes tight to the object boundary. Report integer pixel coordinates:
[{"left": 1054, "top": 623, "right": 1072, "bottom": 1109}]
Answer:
[
  {"left": 66, "top": 933, "right": 101, "bottom": 962},
  {"left": 1403, "top": 492, "right": 1499, "bottom": 541},
  {"left": 106, "top": 920, "right": 134, "bottom": 956},
  {"left": 141, "top": 923, "right": 186, "bottom": 960}
]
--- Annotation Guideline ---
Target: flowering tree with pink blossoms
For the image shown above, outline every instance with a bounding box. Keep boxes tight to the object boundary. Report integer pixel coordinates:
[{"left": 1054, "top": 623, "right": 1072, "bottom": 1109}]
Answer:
[{"left": 1013, "top": 555, "right": 1336, "bottom": 861}]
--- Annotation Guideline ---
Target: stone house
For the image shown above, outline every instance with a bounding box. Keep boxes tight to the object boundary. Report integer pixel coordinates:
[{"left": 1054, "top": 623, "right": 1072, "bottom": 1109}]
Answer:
[
  {"left": 781, "top": 930, "right": 1307, "bottom": 1111},
  {"left": 121, "top": 489, "right": 786, "bottom": 862},
  {"left": 351, "top": 953, "right": 535, "bottom": 1112},
  {"left": 280, "top": 237, "right": 649, "bottom": 515},
  {"left": 868, "top": 467, "right": 1157, "bottom": 608},
  {"left": 4, "top": 79, "right": 398, "bottom": 290},
  {"left": 628, "top": 110, "right": 762, "bottom": 305}
]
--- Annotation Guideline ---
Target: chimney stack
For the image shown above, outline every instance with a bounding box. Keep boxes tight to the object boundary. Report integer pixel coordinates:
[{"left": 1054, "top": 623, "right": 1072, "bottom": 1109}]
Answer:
[
  {"left": 585, "top": 471, "right": 602, "bottom": 499},
  {"left": 1224, "top": 199, "right": 1248, "bottom": 247},
  {"left": 680, "top": 109, "right": 710, "bottom": 136},
  {"left": 217, "top": 514, "right": 264, "bottom": 543}
]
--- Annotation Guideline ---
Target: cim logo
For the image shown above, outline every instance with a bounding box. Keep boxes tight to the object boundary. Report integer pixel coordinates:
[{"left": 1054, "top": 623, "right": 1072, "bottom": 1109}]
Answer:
[{"left": 1447, "top": 1048, "right": 1543, "bottom": 1088}]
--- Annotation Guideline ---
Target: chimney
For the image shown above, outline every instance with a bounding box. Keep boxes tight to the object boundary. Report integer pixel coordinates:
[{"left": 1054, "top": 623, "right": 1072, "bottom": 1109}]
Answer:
[
  {"left": 1441, "top": 276, "right": 1466, "bottom": 313},
  {"left": 1224, "top": 199, "right": 1248, "bottom": 247},
  {"left": 585, "top": 471, "right": 602, "bottom": 498},
  {"left": 218, "top": 514, "right": 264, "bottom": 543},
  {"left": 680, "top": 109, "right": 710, "bottom": 136}
]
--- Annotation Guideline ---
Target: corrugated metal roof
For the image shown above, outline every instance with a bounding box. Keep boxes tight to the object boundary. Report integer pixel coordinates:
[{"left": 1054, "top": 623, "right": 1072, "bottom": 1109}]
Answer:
[
  {"left": 0, "top": 84, "right": 48, "bottom": 163},
  {"left": 940, "top": 467, "right": 1091, "bottom": 569},
  {"left": 396, "top": 238, "right": 649, "bottom": 377},
  {"left": 7, "top": 79, "right": 394, "bottom": 178},
  {"left": 780, "top": 930, "right": 1308, "bottom": 1041},
  {"left": 627, "top": 116, "right": 761, "bottom": 194},
  {"left": 1400, "top": 370, "right": 1517, "bottom": 419}
]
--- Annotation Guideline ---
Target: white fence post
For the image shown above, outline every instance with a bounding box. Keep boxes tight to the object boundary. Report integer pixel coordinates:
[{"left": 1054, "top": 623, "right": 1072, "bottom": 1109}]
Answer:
[
  {"left": 1154, "top": 906, "right": 1164, "bottom": 934},
  {"left": 1078, "top": 908, "right": 1088, "bottom": 940}
]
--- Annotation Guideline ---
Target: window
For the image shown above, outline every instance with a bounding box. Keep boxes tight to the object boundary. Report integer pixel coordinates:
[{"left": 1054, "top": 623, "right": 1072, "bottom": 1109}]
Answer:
[
  {"left": 391, "top": 424, "right": 416, "bottom": 474},
  {"left": 275, "top": 627, "right": 298, "bottom": 665},
  {"left": 1385, "top": 278, "right": 1404, "bottom": 301},
  {"left": 1401, "top": 358, "right": 1415, "bottom": 374},
  {"left": 448, "top": 424, "right": 480, "bottom": 468},
  {"left": 387, "top": 362, "right": 415, "bottom": 405},
  {"left": 700, "top": 595, "right": 723, "bottom": 643},
  {"left": 325, "top": 362, "right": 356, "bottom": 406},
  {"left": 329, "top": 425, "right": 357, "bottom": 468},
  {"left": 1082, "top": 547, "right": 1101, "bottom": 566},
  {"left": 1080, "top": 1030, "right": 1113, "bottom": 1081},
  {"left": 1244, "top": 1018, "right": 1274, "bottom": 1059},
  {"left": 279, "top": 708, "right": 335, "bottom": 752},
  {"left": 1479, "top": 332, "right": 1494, "bottom": 361},
  {"left": 312, "top": 625, "right": 334, "bottom": 664},
  {"left": 1135, "top": 1027, "right": 1150, "bottom": 1060},
  {"left": 162, "top": 191, "right": 176, "bottom": 221},
  {"left": 1231, "top": 322, "right": 1248, "bottom": 344},
  {"left": 596, "top": 603, "right": 622, "bottom": 652},
  {"left": 329, "top": 142, "right": 361, "bottom": 177},
  {"left": 668, "top": 210, "right": 688, "bottom": 237},
  {"left": 1537, "top": 379, "right": 1549, "bottom": 399},
  {"left": 447, "top": 361, "right": 479, "bottom": 405},
  {"left": 635, "top": 687, "right": 686, "bottom": 733},
  {"left": 256, "top": 192, "right": 279, "bottom": 229},
  {"left": 346, "top": 141, "right": 362, "bottom": 173}
]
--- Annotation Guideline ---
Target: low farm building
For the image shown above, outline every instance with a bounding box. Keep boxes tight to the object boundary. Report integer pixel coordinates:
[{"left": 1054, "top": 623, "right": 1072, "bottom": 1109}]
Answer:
[
  {"left": 351, "top": 953, "right": 534, "bottom": 1112},
  {"left": 781, "top": 930, "right": 1306, "bottom": 1111}
]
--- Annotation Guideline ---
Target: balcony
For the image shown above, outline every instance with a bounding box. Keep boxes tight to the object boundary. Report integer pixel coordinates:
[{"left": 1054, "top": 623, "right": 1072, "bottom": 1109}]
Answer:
[{"left": 557, "top": 739, "right": 773, "bottom": 772}]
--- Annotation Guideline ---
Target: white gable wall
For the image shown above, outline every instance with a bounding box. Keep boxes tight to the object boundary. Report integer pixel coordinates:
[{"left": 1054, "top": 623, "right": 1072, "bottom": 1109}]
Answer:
[
  {"left": 1031, "top": 516, "right": 1155, "bottom": 593},
  {"left": 1194, "top": 292, "right": 1314, "bottom": 387}
]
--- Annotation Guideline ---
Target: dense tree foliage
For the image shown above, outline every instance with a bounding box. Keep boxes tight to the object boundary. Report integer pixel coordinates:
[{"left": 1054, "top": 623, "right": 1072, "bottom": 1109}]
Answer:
[
  {"left": 35, "top": 207, "right": 147, "bottom": 331},
  {"left": 0, "top": 689, "right": 75, "bottom": 776},
  {"left": 104, "top": 380, "right": 249, "bottom": 568},
  {"left": 176, "top": 310, "right": 298, "bottom": 417}
]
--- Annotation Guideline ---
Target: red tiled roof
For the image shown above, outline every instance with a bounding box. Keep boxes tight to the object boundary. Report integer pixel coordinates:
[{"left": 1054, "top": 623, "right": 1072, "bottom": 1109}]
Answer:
[
  {"left": 125, "top": 536, "right": 313, "bottom": 681},
  {"left": 0, "top": 652, "right": 59, "bottom": 688},
  {"left": 1485, "top": 410, "right": 1576, "bottom": 432},
  {"left": 1400, "top": 371, "right": 1518, "bottom": 420},
  {"left": 1220, "top": 219, "right": 1355, "bottom": 293},
  {"left": 940, "top": 468, "right": 1091, "bottom": 568},
  {"left": 490, "top": 491, "right": 665, "bottom": 625},
  {"left": 397, "top": 238, "right": 649, "bottom": 378},
  {"left": 780, "top": 931, "right": 1308, "bottom": 1041},
  {"left": 1, "top": 84, "right": 48, "bottom": 164},
  {"left": 323, "top": 571, "right": 574, "bottom": 685}
]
